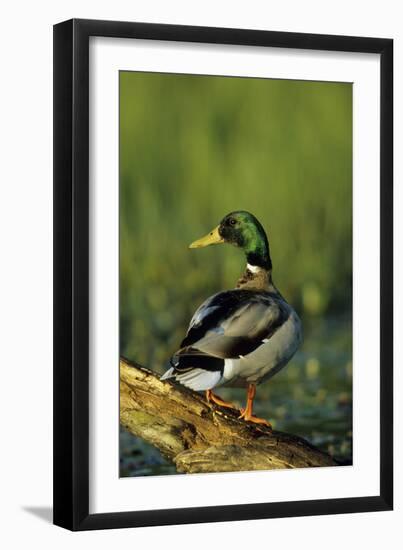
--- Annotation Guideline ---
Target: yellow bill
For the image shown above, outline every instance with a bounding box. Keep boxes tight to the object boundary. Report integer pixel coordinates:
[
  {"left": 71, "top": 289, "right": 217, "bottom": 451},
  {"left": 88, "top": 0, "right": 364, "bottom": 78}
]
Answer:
[{"left": 189, "top": 225, "right": 224, "bottom": 248}]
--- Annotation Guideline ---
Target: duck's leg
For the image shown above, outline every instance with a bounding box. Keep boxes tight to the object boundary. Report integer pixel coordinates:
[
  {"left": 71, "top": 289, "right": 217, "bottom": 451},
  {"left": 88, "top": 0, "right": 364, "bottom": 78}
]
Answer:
[
  {"left": 239, "top": 384, "right": 272, "bottom": 428},
  {"left": 205, "top": 389, "right": 236, "bottom": 409}
]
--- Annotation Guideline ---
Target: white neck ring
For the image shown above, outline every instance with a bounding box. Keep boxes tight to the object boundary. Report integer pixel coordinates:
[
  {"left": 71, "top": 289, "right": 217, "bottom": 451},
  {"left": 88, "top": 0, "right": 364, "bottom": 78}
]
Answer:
[{"left": 247, "top": 263, "right": 261, "bottom": 273}]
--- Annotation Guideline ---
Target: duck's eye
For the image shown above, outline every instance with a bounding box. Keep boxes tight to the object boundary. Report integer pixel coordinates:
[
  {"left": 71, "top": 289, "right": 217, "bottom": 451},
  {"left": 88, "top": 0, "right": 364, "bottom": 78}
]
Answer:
[{"left": 228, "top": 218, "right": 236, "bottom": 226}]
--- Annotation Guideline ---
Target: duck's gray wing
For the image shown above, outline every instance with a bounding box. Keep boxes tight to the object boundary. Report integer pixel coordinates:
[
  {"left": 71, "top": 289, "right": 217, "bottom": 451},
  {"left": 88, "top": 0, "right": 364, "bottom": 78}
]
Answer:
[
  {"left": 183, "top": 290, "right": 290, "bottom": 357},
  {"left": 162, "top": 290, "right": 290, "bottom": 391}
]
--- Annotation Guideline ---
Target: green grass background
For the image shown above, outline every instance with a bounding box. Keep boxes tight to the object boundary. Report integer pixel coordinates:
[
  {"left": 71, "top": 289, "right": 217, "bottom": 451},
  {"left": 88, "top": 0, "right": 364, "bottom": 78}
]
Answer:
[{"left": 119, "top": 72, "right": 352, "bottom": 475}]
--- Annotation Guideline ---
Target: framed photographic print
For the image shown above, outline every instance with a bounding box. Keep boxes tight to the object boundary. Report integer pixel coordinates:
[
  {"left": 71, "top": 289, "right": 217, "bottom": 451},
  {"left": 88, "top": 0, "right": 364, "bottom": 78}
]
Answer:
[{"left": 53, "top": 19, "right": 393, "bottom": 530}]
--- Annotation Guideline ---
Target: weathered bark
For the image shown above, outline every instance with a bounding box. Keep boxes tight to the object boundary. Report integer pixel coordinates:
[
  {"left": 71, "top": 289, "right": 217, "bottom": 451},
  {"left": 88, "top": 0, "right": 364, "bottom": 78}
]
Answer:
[{"left": 120, "top": 356, "right": 337, "bottom": 473}]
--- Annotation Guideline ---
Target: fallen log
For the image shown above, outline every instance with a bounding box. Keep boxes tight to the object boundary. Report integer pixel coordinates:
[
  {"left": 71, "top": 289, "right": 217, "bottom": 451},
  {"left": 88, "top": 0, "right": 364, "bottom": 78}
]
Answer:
[{"left": 120, "top": 356, "right": 337, "bottom": 474}]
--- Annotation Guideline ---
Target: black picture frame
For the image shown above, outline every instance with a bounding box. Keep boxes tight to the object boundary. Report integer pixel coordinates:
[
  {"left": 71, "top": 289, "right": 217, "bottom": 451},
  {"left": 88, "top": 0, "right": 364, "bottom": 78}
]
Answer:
[{"left": 53, "top": 18, "right": 393, "bottom": 531}]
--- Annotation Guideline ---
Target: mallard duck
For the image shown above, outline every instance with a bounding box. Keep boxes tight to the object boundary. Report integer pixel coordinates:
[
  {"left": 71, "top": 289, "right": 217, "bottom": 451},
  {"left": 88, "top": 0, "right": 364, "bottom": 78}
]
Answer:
[{"left": 161, "top": 211, "right": 302, "bottom": 426}]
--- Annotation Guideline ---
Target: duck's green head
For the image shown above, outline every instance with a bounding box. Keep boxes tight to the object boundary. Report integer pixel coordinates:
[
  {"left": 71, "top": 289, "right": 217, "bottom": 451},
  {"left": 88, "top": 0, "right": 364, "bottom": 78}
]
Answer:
[{"left": 189, "top": 210, "right": 272, "bottom": 270}]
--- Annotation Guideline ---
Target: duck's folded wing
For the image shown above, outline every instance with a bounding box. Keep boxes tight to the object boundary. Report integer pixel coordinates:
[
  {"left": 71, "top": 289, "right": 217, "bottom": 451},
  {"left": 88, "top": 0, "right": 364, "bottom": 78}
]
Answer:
[
  {"left": 177, "top": 291, "right": 290, "bottom": 361},
  {"left": 161, "top": 291, "right": 291, "bottom": 391}
]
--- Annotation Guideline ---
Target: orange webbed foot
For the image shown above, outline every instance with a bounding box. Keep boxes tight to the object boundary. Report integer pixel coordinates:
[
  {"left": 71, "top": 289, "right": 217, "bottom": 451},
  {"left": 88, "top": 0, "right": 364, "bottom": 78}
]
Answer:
[
  {"left": 238, "top": 408, "right": 272, "bottom": 428},
  {"left": 205, "top": 390, "right": 236, "bottom": 410},
  {"left": 238, "top": 383, "right": 272, "bottom": 429}
]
